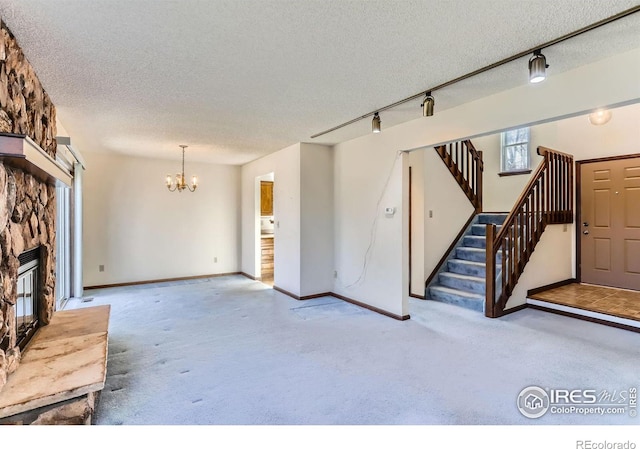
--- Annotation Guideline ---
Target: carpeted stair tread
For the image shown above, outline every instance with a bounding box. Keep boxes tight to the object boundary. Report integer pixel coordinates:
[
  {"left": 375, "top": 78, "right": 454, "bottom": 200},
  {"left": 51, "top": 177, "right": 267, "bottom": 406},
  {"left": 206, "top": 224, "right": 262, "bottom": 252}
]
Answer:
[
  {"left": 463, "top": 235, "right": 486, "bottom": 248},
  {"left": 440, "top": 272, "right": 483, "bottom": 281},
  {"left": 456, "top": 247, "right": 485, "bottom": 262},
  {"left": 456, "top": 246, "right": 503, "bottom": 263},
  {"left": 477, "top": 213, "right": 509, "bottom": 225},
  {"left": 447, "top": 259, "right": 486, "bottom": 277},
  {"left": 429, "top": 285, "right": 485, "bottom": 312},
  {"left": 439, "top": 272, "right": 486, "bottom": 294},
  {"left": 471, "top": 224, "right": 502, "bottom": 236},
  {"left": 429, "top": 285, "right": 484, "bottom": 299}
]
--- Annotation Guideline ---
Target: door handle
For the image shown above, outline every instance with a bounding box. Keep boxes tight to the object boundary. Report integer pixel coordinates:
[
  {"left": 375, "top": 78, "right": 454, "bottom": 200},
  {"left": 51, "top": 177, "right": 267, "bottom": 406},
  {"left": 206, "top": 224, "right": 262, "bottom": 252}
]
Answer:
[{"left": 583, "top": 230, "right": 589, "bottom": 235}]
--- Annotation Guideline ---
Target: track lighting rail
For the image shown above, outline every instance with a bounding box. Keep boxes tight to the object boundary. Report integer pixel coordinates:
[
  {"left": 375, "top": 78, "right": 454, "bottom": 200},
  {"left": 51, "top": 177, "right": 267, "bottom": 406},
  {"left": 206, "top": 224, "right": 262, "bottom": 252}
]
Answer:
[{"left": 310, "top": 5, "right": 640, "bottom": 139}]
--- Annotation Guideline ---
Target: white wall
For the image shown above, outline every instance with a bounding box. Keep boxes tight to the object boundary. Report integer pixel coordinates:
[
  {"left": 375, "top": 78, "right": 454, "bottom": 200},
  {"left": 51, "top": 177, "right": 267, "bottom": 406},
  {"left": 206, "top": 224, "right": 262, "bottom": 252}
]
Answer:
[
  {"left": 241, "top": 143, "right": 301, "bottom": 294},
  {"left": 557, "top": 101, "right": 640, "bottom": 159},
  {"left": 423, "top": 147, "right": 476, "bottom": 283},
  {"left": 333, "top": 47, "right": 640, "bottom": 317},
  {"left": 475, "top": 121, "right": 559, "bottom": 212},
  {"left": 83, "top": 151, "right": 240, "bottom": 286},
  {"left": 333, "top": 134, "right": 409, "bottom": 316},
  {"left": 240, "top": 142, "right": 334, "bottom": 297},
  {"left": 300, "top": 144, "right": 334, "bottom": 296},
  {"left": 408, "top": 145, "right": 476, "bottom": 298},
  {"left": 409, "top": 150, "right": 425, "bottom": 297},
  {"left": 506, "top": 224, "right": 574, "bottom": 308}
]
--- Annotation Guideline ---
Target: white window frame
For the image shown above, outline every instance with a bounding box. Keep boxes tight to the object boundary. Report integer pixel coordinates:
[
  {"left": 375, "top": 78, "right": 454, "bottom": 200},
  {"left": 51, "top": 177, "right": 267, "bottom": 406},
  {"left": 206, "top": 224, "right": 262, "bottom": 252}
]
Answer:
[
  {"left": 55, "top": 184, "right": 71, "bottom": 310},
  {"left": 500, "top": 127, "right": 531, "bottom": 174}
]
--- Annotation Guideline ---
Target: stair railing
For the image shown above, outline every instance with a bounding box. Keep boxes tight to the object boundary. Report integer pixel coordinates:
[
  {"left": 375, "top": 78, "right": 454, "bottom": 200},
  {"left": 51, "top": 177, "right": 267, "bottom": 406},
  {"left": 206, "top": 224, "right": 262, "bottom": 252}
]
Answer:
[
  {"left": 435, "top": 140, "right": 483, "bottom": 212},
  {"left": 485, "top": 146, "right": 573, "bottom": 318}
]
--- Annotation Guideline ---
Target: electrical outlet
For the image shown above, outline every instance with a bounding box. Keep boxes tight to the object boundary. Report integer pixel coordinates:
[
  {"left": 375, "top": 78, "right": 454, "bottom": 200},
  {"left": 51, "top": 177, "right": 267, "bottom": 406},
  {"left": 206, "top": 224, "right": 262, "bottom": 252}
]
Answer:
[
  {"left": 99, "top": 265, "right": 104, "bottom": 272},
  {"left": 214, "top": 257, "right": 218, "bottom": 263},
  {"left": 429, "top": 210, "right": 433, "bottom": 218},
  {"left": 333, "top": 270, "right": 338, "bottom": 279}
]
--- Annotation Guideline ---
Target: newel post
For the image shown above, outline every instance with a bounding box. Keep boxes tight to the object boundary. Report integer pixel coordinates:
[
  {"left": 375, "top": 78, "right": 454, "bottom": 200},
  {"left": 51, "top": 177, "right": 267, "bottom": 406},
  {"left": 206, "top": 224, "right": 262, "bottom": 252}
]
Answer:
[{"left": 485, "top": 223, "right": 496, "bottom": 318}]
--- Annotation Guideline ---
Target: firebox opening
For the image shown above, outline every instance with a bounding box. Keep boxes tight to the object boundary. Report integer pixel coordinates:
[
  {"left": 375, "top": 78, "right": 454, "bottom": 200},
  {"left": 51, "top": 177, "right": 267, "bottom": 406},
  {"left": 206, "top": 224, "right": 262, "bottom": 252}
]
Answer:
[{"left": 17, "top": 246, "right": 41, "bottom": 351}]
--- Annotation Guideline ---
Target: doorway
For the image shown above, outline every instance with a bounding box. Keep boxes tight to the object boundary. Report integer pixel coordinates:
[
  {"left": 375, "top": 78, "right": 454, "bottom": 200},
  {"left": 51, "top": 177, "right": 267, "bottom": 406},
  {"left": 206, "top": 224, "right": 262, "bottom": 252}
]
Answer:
[
  {"left": 578, "top": 154, "right": 640, "bottom": 290},
  {"left": 257, "top": 173, "right": 275, "bottom": 286}
]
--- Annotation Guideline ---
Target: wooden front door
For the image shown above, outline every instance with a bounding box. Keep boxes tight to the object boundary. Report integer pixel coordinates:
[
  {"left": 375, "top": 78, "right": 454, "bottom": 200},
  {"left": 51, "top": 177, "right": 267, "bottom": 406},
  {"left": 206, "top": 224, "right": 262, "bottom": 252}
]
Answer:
[{"left": 580, "top": 156, "right": 640, "bottom": 290}]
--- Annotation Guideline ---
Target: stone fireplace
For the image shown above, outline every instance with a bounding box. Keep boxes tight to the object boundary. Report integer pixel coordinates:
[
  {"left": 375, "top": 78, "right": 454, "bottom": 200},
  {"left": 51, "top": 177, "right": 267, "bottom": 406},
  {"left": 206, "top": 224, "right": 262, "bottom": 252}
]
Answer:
[
  {"left": 0, "top": 162, "right": 57, "bottom": 391},
  {"left": 0, "top": 20, "right": 58, "bottom": 393},
  {"left": 0, "top": 19, "right": 107, "bottom": 426}
]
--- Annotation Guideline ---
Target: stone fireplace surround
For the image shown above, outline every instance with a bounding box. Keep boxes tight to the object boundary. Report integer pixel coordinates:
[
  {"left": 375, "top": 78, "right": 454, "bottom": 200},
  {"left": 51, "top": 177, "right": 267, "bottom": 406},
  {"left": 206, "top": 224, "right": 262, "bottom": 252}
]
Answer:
[
  {"left": 0, "top": 20, "right": 58, "bottom": 394},
  {"left": 0, "top": 19, "right": 110, "bottom": 426},
  {"left": 0, "top": 164, "right": 56, "bottom": 385},
  {"left": 0, "top": 19, "right": 110, "bottom": 425}
]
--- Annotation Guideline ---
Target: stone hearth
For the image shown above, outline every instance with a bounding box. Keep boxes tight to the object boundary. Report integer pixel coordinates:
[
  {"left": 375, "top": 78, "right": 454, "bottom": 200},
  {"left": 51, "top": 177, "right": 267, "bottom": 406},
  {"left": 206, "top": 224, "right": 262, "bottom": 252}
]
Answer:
[{"left": 0, "top": 305, "right": 110, "bottom": 425}]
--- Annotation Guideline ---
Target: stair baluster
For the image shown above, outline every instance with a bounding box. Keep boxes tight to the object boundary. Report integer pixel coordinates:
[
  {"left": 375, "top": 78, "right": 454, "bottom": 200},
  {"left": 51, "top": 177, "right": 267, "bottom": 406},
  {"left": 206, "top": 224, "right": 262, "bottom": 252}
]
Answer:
[{"left": 435, "top": 140, "right": 483, "bottom": 213}]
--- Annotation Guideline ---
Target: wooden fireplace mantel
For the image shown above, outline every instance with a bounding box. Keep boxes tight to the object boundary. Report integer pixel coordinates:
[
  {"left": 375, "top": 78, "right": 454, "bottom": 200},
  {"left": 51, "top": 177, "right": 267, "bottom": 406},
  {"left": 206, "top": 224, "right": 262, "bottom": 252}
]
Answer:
[
  {"left": 0, "top": 305, "right": 110, "bottom": 423},
  {"left": 0, "top": 132, "right": 72, "bottom": 187}
]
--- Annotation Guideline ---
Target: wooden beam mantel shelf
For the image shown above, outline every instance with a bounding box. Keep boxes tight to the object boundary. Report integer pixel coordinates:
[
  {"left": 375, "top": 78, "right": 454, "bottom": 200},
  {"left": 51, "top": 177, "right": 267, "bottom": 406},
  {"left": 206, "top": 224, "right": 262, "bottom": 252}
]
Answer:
[
  {"left": 0, "top": 305, "right": 110, "bottom": 424},
  {"left": 0, "top": 132, "right": 72, "bottom": 186}
]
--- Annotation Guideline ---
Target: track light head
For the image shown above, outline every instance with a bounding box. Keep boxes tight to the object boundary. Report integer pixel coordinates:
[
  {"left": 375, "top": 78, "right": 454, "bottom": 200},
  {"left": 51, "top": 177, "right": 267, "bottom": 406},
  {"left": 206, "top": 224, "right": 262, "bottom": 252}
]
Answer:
[
  {"left": 372, "top": 112, "right": 381, "bottom": 133},
  {"left": 421, "top": 92, "right": 435, "bottom": 117},
  {"left": 529, "top": 50, "right": 548, "bottom": 83}
]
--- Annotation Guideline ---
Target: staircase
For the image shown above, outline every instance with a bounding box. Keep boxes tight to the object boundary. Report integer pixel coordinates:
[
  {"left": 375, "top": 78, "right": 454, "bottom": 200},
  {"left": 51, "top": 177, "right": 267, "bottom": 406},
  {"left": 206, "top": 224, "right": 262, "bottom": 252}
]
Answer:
[
  {"left": 428, "top": 213, "right": 508, "bottom": 313},
  {"left": 425, "top": 145, "right": 573, "bottom": 317}
]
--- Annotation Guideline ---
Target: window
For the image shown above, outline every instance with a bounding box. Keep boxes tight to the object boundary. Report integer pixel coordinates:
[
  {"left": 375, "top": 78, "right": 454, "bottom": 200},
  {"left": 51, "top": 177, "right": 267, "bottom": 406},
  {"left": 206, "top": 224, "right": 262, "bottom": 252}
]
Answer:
[
  {"left": 55, "top": 148, "right": 74, "bottom": 309},
  {"left": 500, "top": 127, "right": 530, "bottom": 175}
]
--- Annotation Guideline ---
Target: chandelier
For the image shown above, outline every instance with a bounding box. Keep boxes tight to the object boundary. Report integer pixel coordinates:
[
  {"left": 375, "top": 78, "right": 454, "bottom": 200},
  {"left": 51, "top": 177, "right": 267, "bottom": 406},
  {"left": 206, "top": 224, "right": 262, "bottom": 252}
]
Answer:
[{"left": 166, "top": 145, "right": 198, "bottom": 192}]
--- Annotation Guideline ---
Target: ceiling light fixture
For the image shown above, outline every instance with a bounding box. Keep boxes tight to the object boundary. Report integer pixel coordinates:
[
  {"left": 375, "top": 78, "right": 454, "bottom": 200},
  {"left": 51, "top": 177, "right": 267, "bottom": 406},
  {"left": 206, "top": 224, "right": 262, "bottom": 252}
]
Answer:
[
  {"left": 588, "top": 108, "right": 612, "bottom": 125},
  {"left": 309, "top": 6, "right": 639, "bottom": 139},
  {"left": 528, "top": 50, "right": 549, "bottom": 83},
  {"left": 421, "top": 92, "right": 435, "bottom": 117},
  {"left": 372, "top": 112, "right": 381, "bottom": 133},
  {"left": 166, "top": 145, "right": 198, "bottom": 192}
]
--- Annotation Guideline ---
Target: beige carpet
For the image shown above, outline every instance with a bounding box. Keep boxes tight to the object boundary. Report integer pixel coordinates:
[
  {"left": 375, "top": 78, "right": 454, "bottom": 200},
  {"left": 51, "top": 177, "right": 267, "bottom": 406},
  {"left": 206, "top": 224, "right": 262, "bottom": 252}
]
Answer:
[{"left": 65, "top": 275, "right": 640, "bottom": 425}]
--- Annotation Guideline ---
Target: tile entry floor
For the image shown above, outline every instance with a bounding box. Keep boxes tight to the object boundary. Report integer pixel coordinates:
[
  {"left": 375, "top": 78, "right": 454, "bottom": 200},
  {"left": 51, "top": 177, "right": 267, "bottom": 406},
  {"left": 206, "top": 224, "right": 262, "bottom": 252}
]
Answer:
[
  {"left": 529, "top": 283, "right": 640, "bottom": 322},
  {"left": 261, "top": 275, "right": 274, "bottom": 287}
]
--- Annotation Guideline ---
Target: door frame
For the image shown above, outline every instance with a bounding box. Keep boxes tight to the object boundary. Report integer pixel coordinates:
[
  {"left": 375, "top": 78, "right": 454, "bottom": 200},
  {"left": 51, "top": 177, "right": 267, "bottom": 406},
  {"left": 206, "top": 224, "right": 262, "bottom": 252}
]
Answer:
[
  {"left": 255, "top": 172, "right": 275, "bottom": 283},
  {"left": 575, "top": 153, "right": 640, "bottom": 282}
]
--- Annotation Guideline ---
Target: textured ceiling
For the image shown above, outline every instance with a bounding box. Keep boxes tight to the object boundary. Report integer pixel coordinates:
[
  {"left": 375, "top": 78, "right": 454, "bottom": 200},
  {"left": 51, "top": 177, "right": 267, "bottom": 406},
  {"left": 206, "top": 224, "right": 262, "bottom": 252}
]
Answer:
[{"left": 0, "top": 1, "right": 639, "bottom": 165}]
